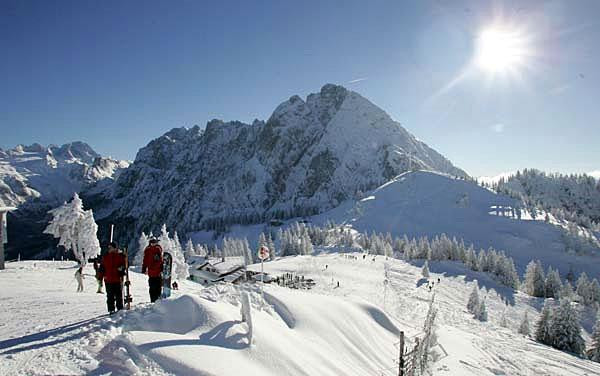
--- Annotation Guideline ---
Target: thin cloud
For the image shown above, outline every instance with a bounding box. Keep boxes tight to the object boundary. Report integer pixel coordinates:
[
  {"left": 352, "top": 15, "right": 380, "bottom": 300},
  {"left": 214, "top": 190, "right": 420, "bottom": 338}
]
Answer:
[
  {"left": 491, "top": 123, "right": 505, "bottom": 133},
  {"left": 549, "top": 84, "right": 571, "bottom": 95},
  {"left": 347, "top": 77, "right": 367, "bottom": 84}
]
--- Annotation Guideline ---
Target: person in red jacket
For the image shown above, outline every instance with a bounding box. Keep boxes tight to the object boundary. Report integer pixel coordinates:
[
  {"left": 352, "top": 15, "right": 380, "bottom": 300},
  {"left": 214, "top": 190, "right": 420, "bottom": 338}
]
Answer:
[
  {"left": 142, "top": 238, "right": 163, "bottom": 302},
  {"left": 98, "top": 242, "right": 126, "bottom": 314}
]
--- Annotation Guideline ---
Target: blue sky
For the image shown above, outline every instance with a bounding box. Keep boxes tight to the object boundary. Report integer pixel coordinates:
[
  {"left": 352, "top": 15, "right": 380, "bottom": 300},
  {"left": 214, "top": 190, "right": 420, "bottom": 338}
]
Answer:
[{"left": 1, "top": 0, "right": 599, "bottom": 177}]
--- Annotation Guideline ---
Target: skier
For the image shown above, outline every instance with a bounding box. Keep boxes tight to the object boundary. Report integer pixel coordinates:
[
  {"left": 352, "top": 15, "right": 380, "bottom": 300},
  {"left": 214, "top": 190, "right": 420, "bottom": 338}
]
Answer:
[
  {"left": 142, "top": 238, "right": 163, "bottom": 303},
  {"left": 74, "top": 264, "right": 84, "bottom": 292},
  {"left": 93, "top": 257, "right": 103, "bottom": 294},
  {"left": 99, "top": 242, "right": 126, "bottom": 314}
]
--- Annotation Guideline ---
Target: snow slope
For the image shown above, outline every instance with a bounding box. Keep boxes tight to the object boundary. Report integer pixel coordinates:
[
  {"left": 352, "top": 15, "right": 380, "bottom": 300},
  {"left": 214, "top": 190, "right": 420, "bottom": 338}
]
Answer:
[
  {"left": 2, "top": 255, "right": 600, "bottom": 375},
  {"left": 192, "top": 171, "right": 600, "bottom": 281}
]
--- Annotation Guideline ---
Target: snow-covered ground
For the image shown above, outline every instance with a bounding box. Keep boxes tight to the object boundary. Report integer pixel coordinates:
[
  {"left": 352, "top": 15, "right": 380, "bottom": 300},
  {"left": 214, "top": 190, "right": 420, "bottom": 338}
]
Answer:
[{"left": 2, "top": 256, "right": 599, "bottom": 375}]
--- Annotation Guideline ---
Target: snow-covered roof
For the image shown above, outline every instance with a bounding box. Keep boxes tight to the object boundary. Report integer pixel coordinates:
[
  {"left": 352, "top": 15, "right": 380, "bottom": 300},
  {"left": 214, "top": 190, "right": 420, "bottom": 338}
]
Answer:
[{"left": 205, "top": 257, "right": 245, "bottom": 274}]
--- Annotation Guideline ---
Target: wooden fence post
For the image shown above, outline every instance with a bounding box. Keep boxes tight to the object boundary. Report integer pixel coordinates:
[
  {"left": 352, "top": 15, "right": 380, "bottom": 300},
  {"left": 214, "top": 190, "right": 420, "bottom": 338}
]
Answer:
[{"left": 398, "top": 331, "right": 404, "bottom": 376}]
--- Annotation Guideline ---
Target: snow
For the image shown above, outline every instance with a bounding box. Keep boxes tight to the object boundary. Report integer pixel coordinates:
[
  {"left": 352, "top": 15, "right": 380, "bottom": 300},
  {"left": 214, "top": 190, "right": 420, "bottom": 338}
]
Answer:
[{"left": 3, "top": 254, "right": 600, "bottom": 375}]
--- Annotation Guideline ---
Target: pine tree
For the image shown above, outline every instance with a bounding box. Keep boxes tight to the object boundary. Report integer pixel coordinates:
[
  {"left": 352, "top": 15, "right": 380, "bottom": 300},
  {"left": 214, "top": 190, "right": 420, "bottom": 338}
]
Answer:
[
  {"left": 499, "top": 309, "right": 509, "bottom": 328},
  {"left": 184, "top": 239, "right": 195, "bottom": 262},
  {"left": 467, "top": 283, "right": 480, "bottom": 314},
  {"left": 545, "top": 267, "right": 562, "bottom": 299},
  {"left": 535, "top": 300, "right": 554, "bottom": 345},
  {"left": 560, "top": 280, "right": 575, "bottom": 299},
  {"left": 588, "top": 313, "right": 600, "bottom": 362},
  {"left": 44, "top": 193, "right": 101, "bottom": 266},
  {"left": 258, "top": 232, "right": 267, "bottom": 250},
  {"left": 159, "top": 224, "right": 189, "bottom": 281},
  {"left": 550, "top": 299, "right": 585, "bottom": 355},
  {"left": 523, "top": 260, "right": 545, "bottom": 297},
  {"left": 266, "top": 232, "right": 276, "bottom": 260},
  {"left": 422, "top": 261, "right": 430, "bottom": 278},
  {"left": 476, "top": 298, "right": 488, "bottom": 321},
  {"left": 576, "top": 272, "right": 591, "bottom": 305},
  {"left": 134, "top": 232, "right": 148, "bottom": 266},
  {"left": 242, "top": 238, "right": 253, "bottom": 265},
  {"left": 590, "top": 279, "right": 600, "bottom": 305},
  {"left": 519, "top": 311, "right": 530, "bottom": 336}
]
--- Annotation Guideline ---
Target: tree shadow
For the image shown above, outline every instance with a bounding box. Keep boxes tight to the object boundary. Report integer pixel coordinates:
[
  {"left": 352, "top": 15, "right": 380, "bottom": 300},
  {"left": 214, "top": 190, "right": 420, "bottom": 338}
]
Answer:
[
  {"left": 416, "top": 277, "right": 429, "bottom": 288},
  {"left": 0, "top": 314, "right": 109, "bottom": 355},
  {"left": 408, "top": 259, "right": 517, "bottom": 305}
]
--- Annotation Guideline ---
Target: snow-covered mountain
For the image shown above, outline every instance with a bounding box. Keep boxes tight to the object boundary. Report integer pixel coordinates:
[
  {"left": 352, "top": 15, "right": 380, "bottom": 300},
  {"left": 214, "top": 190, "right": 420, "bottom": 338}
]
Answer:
[
  {"left": 90, "top": 84, "right": 467, "bottom": 243},
  {"left": 0, "top": 141, "right": 129, "bottom": 208},
  {"left": 0, "top": 142, "right": 129, "bottom": 259}
]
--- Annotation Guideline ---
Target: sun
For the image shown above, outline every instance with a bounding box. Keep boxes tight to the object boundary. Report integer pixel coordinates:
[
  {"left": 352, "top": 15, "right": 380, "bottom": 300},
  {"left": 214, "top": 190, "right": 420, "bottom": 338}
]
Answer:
[{"left": 475, "top": 27, "right": 528, "bottom": 74}]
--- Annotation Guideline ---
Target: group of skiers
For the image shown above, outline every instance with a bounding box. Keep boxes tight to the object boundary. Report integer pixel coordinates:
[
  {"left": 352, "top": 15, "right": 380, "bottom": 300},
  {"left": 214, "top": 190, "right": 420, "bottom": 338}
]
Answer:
[{"left": 81, "top": 238, "right": 165, "bottom": 314}]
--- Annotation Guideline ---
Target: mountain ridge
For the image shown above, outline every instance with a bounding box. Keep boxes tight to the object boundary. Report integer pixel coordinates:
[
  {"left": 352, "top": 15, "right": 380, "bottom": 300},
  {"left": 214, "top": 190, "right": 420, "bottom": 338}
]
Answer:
[{"left": 87, "top": 84, "right": 468, "bottom": 246}]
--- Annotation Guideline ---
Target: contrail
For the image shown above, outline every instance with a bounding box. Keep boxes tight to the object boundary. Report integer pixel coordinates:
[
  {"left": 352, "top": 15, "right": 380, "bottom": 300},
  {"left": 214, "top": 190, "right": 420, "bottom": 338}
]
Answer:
[{"left": 348, "top": 77, "right": 367, "bottom": 84}]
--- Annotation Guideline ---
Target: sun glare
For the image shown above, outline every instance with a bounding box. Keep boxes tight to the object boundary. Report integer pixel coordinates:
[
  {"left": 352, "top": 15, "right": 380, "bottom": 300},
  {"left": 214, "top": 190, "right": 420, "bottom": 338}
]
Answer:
[{"left": 475, "top": 27, "right": 527, "bottom": 74}]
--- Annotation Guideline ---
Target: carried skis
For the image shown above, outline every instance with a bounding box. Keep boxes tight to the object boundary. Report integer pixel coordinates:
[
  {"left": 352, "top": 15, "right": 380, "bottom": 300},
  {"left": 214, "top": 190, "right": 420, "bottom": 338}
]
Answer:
[
  {"left": 161, "top": 251, "right": 173, "bottom": 299},
  {"left": 123, "top": 246, "right": 133, "bottom": 309}
]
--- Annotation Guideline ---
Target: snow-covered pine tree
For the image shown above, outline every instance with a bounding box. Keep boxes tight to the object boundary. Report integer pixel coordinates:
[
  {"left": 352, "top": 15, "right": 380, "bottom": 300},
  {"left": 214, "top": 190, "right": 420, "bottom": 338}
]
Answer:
[
  {"left": 422, "top": 261, "right": 430, "bottom": 278},
  {"left": 266, "top": 232, "right": 276, "bottom": 260},
  {"left": 590, "top": 279, "right": 600, "bottom": 305},
  {"left": 523, "top": 260, "right": 546, "bottom": 297},
  {"left": 588, "top": 313, "right": 600, "bottom": 362},
  {"left": 560, "top": 280, "right": 575, "bottom": 300},
  {"left": 44, "top": 193, "right": 101, "bottom": 266},
  {"left": 195, "top": 243, "right": 206, "bottom": 257},
  {"left": 184, "top": 239, "right": 195, "bottom": 262},
  {"left": 170, "top": 234, "right": 188, "bottom": 282},
  {"left": 535, "top": 300, "right": 554, "bottom": 345},
  {"left": 550, "top": 299, "right": 585, "bottom": 355},
  {"left": 258, "top": 232, "right": 267, "bottom": 250},
  {"left": 566, "top": 266, "right": 576, "bottom": 283},
  {"left": 476, "top": 298, "right": 488, "bottom": 321},
  {"left": 545, "top": 267, "right": 562, "bottom": 299},
  {"left": 576, "top": 272, "right": 591, "bottom": 305},
  {"left": 499, "top": 309, "right": 509, "bottom": 328},
  {"left": 243, "top": 237, "right": 253, "bottom": 265},
  {"left": 158, "top": 224, "right": 189, "bottom": 281},
  {"left": 467, "top": 283, "right": 480, "bottom": 314},
  {"left": 519, "top": 311, "right": 530, "bottom": 336},
  {"left": 159, "top": 224, "right": 173, "bottom": 253},
  {"left": 134, "top": 231, "right": 148, "bottom": 266}
]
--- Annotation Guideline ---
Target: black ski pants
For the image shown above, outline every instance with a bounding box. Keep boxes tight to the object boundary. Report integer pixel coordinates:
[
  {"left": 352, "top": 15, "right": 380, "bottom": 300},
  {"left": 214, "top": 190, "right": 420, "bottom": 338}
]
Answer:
[
  {"left": 105, "top": 282, "right": 123, "bottom": 313},
  {"left": 148, "top": 276, "right": 162, "bottom": 302}
]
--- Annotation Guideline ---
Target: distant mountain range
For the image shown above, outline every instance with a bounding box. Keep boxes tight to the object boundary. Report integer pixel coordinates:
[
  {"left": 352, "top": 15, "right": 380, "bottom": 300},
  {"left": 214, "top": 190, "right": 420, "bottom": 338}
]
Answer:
[
  {"left": 0, "top": 141, "right": 129, "bottom": 208},
  {"left": 0, "top": 142, "right": 129, "bottom": 258}
]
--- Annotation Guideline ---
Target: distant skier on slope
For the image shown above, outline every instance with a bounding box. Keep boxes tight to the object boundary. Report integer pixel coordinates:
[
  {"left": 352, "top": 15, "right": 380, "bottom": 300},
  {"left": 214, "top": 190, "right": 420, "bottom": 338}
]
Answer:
[
  {"left": 98, "top": 242, "right": 126, "bottom": 314},
  {"left": 93, "top": 257, "right": 103, "bottom": 294},
  {"left": 74, "top": 264, "right": 84, "bottom": 292},
  {"left": 142, "top": 238, "right": 163, "bottom": 302}
]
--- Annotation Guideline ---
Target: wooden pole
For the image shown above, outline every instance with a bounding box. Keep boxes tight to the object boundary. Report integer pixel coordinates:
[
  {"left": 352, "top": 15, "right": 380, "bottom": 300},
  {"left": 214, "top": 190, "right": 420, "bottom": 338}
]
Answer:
[
  {"left": 398, "top": 331, "right": 404, "bottom": 376},
  {"left": 0, "top": 212, "right": 5, "bottom": 270}
]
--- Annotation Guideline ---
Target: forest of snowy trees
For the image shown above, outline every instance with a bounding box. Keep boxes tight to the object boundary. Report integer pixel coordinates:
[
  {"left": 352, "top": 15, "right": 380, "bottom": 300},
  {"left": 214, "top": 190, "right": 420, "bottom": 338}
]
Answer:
[
  {"left": 484, "top": 169, "right": 600, "bottom": 230},
  {"left": 521, "top": 259, "right": 600, "bottom": 307}
]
